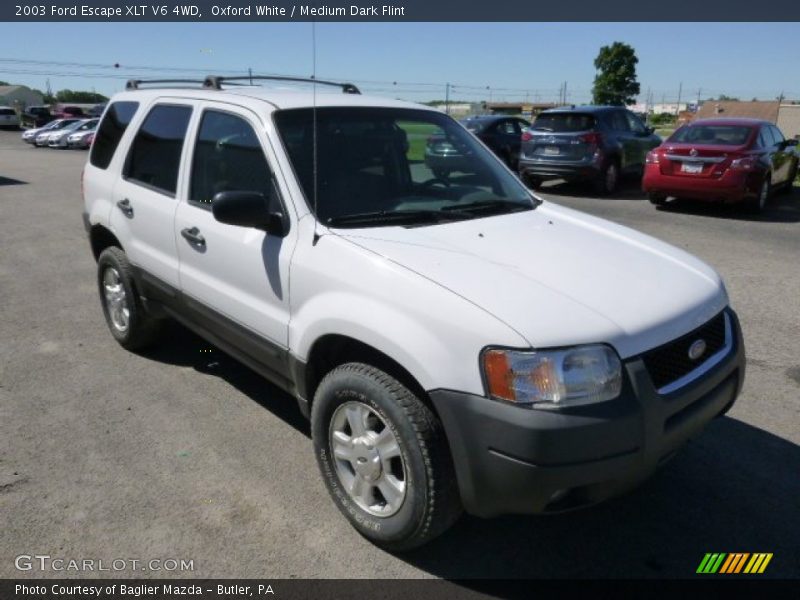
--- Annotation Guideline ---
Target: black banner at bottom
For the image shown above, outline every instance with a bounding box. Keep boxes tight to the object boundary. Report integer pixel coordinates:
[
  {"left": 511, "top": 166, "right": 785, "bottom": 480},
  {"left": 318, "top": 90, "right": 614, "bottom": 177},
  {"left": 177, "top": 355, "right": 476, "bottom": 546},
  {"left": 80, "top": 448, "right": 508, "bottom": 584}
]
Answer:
[{"left": 1, "top": 579, "right": 798, "bottom": 600}]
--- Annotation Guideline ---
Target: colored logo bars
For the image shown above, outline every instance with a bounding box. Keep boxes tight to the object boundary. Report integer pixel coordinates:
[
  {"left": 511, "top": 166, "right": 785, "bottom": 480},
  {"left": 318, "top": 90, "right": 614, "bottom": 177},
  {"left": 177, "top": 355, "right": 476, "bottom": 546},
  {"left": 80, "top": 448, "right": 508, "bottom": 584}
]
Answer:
[{"left": 697, "top": 553, "right": 773, "bottom": 574}]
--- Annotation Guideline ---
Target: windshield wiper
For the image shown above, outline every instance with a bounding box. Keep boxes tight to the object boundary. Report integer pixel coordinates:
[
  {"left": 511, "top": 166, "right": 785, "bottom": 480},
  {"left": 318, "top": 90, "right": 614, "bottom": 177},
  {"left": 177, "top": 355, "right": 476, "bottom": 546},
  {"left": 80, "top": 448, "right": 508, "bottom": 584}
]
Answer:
[
  {"left": 326, "top": 209, "right": 474, "bottom": 228},
  {"left": 441, "top": 198, "right": 538, "bottom": 215}
]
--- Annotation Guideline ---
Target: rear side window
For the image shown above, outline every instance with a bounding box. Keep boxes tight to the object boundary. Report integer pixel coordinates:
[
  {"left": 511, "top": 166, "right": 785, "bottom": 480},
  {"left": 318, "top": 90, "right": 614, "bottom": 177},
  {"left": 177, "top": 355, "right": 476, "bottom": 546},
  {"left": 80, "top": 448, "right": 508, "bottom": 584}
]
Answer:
[
  {"left": 189, "top": 110, "right": 275, "bottom": 209},
  {"left": 124, "top": 104, "right": 192, "bottom": 196},
  {"left": 90, "top": 101, "right": 139, "bottom": 170},
  {"left": 0, "top": 108, "right": 15, "bottom": 116},
  {"left": 532, "top": 113, "right": 597, "bottom": 132}
]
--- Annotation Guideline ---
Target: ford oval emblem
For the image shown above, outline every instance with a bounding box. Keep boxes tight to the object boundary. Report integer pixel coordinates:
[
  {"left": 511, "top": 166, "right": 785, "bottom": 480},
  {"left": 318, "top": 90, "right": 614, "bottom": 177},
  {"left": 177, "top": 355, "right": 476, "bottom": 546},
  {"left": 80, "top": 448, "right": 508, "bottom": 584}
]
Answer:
[{"left": 688, "top": 339, "right": 707, "bottom": 361}]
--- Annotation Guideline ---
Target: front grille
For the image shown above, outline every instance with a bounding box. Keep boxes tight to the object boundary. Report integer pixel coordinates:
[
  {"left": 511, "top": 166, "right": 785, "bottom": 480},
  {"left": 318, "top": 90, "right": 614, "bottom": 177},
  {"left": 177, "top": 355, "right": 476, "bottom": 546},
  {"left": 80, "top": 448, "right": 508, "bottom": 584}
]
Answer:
[{"left": 642, "top": 312, "right": 727, "bottom": 391}]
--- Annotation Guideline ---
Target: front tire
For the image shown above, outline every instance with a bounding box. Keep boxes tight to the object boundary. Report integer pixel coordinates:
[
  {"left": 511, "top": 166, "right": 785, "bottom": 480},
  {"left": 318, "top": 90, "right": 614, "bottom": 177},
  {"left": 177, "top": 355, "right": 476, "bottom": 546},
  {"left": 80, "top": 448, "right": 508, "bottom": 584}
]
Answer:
[
  {"left": 311, "top": 363, "right": 461, "bottom": 551},
  {"left": 97, "top": 247, "right": 162, "bottom": 350}
]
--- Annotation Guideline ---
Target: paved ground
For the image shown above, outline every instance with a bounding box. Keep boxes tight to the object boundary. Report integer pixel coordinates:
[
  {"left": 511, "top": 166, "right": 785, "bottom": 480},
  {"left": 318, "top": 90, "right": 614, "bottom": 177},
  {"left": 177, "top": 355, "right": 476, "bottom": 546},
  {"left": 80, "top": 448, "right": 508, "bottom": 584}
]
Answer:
[{"left": 1, "top": 128, "right": 798, "bottom": 580}]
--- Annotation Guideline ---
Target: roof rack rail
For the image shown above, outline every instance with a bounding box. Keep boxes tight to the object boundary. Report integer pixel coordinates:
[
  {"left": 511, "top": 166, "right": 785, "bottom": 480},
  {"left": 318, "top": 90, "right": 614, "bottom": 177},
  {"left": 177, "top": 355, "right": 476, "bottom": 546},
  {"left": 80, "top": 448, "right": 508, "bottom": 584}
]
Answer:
[
  {"left": 202, "top": 75, "right": 361, "bottom": 95},
  {"left": 125, "top": 79, "right": 207, "bottom": 90}
]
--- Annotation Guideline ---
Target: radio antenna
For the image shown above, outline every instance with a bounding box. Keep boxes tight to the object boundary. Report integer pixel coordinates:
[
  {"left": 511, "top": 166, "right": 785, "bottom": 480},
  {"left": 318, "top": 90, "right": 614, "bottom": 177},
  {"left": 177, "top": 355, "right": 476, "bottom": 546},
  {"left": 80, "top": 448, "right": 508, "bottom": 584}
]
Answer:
[{"left": 311, "top": 18, "right": 320, "bottom": 245}]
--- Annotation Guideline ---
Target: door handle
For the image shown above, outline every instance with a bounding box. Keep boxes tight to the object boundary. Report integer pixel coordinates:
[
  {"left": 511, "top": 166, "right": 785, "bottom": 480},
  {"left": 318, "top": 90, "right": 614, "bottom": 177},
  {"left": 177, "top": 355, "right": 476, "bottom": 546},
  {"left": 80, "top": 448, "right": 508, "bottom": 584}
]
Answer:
[
  {"left": 180, "top": 227, "right": 206, "bottom": 246},
  {"left": 116, "top": 198, "right": 133, "bottom": 218}
]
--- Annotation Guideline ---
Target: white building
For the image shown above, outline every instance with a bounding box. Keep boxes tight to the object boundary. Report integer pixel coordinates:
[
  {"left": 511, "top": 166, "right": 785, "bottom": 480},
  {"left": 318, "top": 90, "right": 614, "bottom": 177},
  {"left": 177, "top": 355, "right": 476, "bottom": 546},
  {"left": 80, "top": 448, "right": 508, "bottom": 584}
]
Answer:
[{"left": 0, "top": 85, "right": 44, "bottom": 110}]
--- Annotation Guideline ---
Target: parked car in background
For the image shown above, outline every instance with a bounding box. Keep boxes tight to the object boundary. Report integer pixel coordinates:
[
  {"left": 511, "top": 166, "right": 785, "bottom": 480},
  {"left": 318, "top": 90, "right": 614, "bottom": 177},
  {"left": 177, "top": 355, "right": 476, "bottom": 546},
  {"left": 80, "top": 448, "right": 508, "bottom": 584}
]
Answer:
[
  {"left": 518, "top": 106, "right": 662, "bottom": 194},
  {"left": 52, "top": 105, "right": 86, "bottom": 120},
  {"left": 88, "top": 103, "right": 107, "bottom": 118},
  {"left": 49, "top": 118, "right": 98, "bottom": 148},
  {"left": 21, "top": 106, "right": 53, "bottom": 128},
  {"left": 0, "top": 106, "right": 20, "bottom": 129},
  {"left": 461, "top": 115, "right": 529, "bottom": 168},
  {"left": 643, "top": 118, "right": 799, "bottom": 212},
  {"left": 67, "top": 120, "right": 99, "bottom": 149},
  {"left": 22, "top": 119, "right": 64, "bottom": 143},
  {"left": 32, "top": 118, "right": 82, "bottom": 146}
]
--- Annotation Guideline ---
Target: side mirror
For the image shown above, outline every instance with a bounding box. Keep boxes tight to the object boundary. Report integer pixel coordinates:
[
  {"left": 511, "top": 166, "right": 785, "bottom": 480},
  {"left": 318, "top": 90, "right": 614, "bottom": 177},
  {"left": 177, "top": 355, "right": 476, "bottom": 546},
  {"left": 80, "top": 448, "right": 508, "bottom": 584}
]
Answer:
[
  {"left": 645, "top": 126, "right": 656, "bottom": 135},
  {"left": 211, "top": 191, "right": 288, "bottom": 237}
]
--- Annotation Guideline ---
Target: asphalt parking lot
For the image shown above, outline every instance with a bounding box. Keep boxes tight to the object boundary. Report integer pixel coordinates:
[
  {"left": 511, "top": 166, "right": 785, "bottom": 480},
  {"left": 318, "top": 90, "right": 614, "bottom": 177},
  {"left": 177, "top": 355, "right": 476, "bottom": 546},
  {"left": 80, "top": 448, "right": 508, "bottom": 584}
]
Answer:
[{"left": 1, "top": 128, "right": 798, "bottom": 580}]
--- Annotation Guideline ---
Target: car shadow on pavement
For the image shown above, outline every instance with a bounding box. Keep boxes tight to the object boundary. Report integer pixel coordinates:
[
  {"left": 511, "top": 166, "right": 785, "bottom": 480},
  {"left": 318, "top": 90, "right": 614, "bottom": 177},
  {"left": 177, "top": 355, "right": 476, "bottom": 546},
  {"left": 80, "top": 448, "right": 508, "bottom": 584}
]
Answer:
[
  {"left": 656, "top": 185, "right": 800, "bottom": 224},
  {"left": 537, "top": 178, "right": 646, "bottom": 201},
  {"left": 0, "top": 175, "right": 27, "bottom": 186},
  {"left": 399, "top": 416, "right": 800, "bottom": 583},
  {"left": 141, "top": 321, "right": 311, "bottom": 437}
]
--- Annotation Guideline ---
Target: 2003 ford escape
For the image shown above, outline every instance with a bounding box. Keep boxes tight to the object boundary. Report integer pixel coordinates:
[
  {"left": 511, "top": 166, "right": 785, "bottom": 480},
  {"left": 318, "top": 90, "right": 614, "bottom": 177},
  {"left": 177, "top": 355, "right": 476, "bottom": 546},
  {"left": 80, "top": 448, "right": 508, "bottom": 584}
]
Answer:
[{"left": 82, "top": 76, "right": 745, "bottom": 550}]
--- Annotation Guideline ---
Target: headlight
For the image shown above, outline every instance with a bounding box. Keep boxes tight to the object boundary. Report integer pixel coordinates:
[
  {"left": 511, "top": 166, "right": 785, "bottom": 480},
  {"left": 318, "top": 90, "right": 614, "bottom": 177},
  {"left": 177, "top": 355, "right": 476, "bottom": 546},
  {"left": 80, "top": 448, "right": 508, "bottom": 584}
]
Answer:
[{"left": 482, "top": 345, "right": 622, "bottom": 408}]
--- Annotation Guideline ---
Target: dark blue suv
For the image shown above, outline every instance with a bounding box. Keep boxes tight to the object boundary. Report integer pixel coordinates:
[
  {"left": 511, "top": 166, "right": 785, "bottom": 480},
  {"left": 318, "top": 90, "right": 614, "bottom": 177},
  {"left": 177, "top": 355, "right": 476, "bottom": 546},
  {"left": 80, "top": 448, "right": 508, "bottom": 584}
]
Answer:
[{"left": 518, "top": 106, "right": 661, "bottom": 194}]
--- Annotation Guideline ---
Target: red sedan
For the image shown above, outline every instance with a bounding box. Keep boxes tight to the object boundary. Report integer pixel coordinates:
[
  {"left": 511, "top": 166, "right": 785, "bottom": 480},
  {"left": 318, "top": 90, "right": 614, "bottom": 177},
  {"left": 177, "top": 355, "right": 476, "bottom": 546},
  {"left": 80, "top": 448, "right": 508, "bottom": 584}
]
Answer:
[{"left": 643, "top": 118, "right": 798, "bottom": 212}]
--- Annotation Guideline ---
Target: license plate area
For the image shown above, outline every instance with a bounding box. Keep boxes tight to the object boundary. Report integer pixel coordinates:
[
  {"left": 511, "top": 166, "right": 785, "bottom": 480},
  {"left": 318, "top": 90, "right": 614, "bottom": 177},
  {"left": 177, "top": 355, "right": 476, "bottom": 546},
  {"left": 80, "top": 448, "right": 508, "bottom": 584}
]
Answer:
[
  {"left": 543, "top": 146, "right": 560, "bottom": 156},
  {"left": 681, "top": 162, "right": 703, "bottom": 174}
]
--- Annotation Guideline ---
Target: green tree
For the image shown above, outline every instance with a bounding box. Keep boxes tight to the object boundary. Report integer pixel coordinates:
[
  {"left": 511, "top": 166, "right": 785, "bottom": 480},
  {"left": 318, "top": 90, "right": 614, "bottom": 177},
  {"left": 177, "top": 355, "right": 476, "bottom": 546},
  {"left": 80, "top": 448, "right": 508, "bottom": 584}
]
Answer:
[
  {"left": 591, "top": 42, "right": 640, "bottom": 106},
  {"left": 54, "top": 89, "right": 108, "bottom": 103}
]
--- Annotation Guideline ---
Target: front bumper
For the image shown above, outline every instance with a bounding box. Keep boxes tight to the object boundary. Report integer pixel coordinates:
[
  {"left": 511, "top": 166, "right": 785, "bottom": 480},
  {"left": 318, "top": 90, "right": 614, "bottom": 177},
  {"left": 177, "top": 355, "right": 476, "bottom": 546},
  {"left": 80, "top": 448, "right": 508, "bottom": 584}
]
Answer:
[{"left": 429, "top": 309, "right": 745, "bottom": 517}]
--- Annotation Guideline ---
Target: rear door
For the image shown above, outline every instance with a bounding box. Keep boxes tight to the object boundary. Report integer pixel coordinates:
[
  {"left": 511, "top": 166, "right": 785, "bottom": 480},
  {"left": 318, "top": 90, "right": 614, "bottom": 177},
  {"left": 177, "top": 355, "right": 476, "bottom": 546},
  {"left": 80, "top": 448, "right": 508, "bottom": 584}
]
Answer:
[
  {"left": 110, "top": 101, "right": 194, "bottom": 294},
  {"left": 174, "top": 103, "right": 297, "bottom": 377},
  {"left": 624, "top": 110, "right": 658, "bottom": 172},
  {"left": 608, "top": 110, "right": 638, "bottom": 172}
]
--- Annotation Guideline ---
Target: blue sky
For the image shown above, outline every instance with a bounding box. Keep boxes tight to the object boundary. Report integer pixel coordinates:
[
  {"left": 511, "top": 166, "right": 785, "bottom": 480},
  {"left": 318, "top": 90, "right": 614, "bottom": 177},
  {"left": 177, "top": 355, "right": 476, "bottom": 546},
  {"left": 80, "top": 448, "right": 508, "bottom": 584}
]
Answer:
[{"left": 0, "top": 22, "right": 797, "bottom": 103}]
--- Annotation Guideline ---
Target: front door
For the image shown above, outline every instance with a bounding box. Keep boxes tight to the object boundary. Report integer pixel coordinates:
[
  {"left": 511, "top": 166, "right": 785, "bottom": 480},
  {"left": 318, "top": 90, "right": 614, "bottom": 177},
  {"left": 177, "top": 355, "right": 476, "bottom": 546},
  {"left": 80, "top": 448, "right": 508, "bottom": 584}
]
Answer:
[{"left": 174, "top": 104, "right": 297, "bottom": 378}]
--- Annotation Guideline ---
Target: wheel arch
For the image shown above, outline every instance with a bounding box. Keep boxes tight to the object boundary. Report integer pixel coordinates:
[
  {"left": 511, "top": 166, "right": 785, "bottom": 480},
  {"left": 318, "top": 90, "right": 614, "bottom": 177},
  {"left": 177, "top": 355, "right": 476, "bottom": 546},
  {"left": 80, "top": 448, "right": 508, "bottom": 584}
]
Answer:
[
  {"left": 89, "top": 224, "right": 123, "bottom": 261},
  {"left": 301, "top": 334, "right": 433, "bottom": 417}
]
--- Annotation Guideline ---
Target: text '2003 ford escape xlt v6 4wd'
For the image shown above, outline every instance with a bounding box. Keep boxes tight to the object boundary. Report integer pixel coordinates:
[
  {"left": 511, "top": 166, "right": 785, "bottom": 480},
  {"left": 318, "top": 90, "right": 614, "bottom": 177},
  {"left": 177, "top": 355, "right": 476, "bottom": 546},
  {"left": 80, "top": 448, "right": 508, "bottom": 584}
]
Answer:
[{"left": 82, "top": 76, "right": 745, "bottom": 550}]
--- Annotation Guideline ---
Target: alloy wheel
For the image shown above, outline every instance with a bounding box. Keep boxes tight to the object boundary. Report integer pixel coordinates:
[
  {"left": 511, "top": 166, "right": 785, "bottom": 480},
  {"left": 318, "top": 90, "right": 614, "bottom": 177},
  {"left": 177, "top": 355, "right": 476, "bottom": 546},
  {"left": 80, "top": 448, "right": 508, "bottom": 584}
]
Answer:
[
  {"left": 102, "top": 267, "right": 130, "bottom": 333},
  {"left": 329, "top": 401, "right": 407, "bottom": 517}
]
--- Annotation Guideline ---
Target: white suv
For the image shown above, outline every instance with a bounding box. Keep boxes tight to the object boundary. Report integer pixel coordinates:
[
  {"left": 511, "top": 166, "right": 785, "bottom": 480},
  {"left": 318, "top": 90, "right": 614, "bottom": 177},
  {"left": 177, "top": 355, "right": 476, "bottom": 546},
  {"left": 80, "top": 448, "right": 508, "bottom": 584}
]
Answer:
[{"left": 82, "top": 77, "right": 745, "bottom": 550}]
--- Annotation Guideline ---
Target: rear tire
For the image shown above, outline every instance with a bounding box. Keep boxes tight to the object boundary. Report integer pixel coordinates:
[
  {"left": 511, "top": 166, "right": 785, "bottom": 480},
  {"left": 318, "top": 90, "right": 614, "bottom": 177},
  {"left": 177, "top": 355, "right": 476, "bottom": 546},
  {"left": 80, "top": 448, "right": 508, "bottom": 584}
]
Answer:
[
  {"left": 522, "top": 173, "right": 542, "bottom": 190},
  {"left": 97, "top": 247, "right": 162, "bottom": 351},
  {"left": 748, "top": 176, "right": 770, "bottom": 213},
  {"left": 311, "top": 363, "right": 462, "bottom": 551},
  {"left": 593, "top": 160, "right": 619, "bottom": 195}
]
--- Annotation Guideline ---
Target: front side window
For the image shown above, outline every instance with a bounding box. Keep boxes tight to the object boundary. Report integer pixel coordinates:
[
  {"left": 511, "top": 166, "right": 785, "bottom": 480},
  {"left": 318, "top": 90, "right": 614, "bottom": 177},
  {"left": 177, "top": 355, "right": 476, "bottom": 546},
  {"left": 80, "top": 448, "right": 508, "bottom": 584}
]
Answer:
[
  {"left": 190, "top": 110, "right": 276, "bottom": 210},
  {"left": 625, "top": 111, "right": 647, "bottom": 134},
  {"left": 90, "top": 101, "right": 139, "bottom": 170},
  {"left": 124, "top": 104, "right": 192, "bottom": 196},
  {"left": 769, "top": 125, "right": 785, "bottom": 144},
  {"left": 274, "top": 107, "right": 534, "bottom": 227}
]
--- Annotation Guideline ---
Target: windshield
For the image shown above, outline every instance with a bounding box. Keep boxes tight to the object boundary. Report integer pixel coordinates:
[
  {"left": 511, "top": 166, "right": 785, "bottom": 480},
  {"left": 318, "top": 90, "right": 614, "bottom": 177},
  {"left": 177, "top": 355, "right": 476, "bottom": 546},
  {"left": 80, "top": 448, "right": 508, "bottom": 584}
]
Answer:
[
  {"left": 274, "top": 107, "right": 535, "bottom": 227},
  {"left": 669, "top": 125, "right": 753, "bottom": 146}
]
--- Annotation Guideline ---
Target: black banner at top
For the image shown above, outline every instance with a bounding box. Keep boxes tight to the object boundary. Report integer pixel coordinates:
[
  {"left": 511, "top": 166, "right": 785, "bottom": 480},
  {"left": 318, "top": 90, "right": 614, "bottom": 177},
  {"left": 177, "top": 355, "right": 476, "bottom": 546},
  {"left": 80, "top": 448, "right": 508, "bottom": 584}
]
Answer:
[{"left": 3, "top": 0, "right": 800, "bottom": 21}]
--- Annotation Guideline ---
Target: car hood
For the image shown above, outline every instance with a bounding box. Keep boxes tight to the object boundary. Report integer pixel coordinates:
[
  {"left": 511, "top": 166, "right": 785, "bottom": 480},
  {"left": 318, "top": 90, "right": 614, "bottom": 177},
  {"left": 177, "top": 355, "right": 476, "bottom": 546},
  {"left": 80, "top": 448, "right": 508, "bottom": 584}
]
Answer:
[{"left": 336, "top": 202, "right": 728, "bottom": 358}]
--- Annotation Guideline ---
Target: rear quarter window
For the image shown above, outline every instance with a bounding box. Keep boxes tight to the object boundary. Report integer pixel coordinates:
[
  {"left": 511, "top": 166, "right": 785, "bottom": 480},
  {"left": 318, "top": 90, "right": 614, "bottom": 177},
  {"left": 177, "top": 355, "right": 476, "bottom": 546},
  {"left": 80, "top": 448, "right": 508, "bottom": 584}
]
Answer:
[
  {"left": 0, "top": 108, "right": 15, "bottom": 116},
  {"left": 90, "top": 101, "right": 140, "bottom": 170},
  {"left": 123, "top": 104, "right": 192, "bottom": 196}
]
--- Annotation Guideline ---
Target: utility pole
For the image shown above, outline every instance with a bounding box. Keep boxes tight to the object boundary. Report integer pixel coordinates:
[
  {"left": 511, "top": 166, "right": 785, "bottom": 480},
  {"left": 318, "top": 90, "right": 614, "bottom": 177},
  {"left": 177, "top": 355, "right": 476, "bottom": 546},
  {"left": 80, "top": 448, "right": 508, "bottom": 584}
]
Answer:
[
  {"left": 778, "top": 90, "right": 785, "bottom": 104},
  {"left": 696, "top": 88, "right": 702, "bottom": 110},
  {"left": 564, "top": 81, "right": 568, "bottom": 105},
  {"left": 445, "top": 83, "right": 450, "bottom": 115},
  {"left": 644, "top": 86, "right": 651, "bottom": 123},
  {"left": 248, "top": 67, "right": 253, "bottom": 85},
  {"left": 676, "top": 82, "right": 682, "bottom": 116}
]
